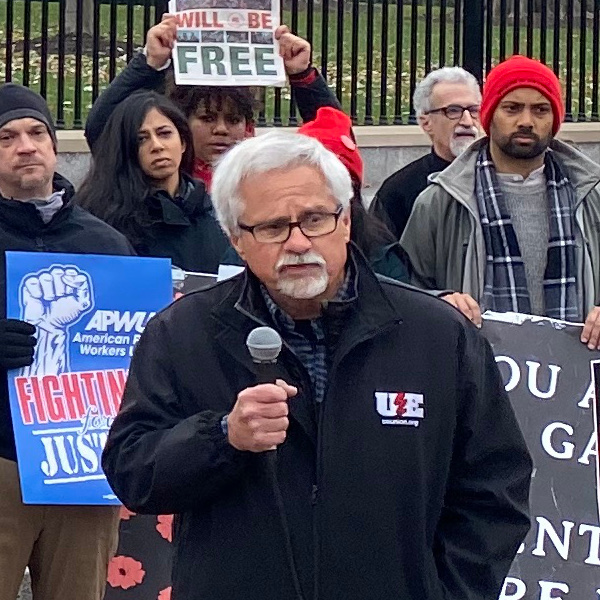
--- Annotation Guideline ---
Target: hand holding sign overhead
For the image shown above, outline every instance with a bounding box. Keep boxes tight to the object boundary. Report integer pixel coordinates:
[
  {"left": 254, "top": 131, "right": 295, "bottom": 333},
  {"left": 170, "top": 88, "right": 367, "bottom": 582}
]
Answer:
[
  {"left": 169, "top": 0, "right": 286, "bottom": 85},
  {"left": 145, "top": 14, "right": 178, "bottom": 70},
  {"left": 275, "top": 25, "right": 310, "bottom": 75}
]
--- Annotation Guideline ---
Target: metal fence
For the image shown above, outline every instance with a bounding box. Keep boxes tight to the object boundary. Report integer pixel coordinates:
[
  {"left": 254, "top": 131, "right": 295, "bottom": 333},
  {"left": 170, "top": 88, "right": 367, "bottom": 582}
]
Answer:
[{"left": 1, "top": 0, "right": 599, "bottom": 128}]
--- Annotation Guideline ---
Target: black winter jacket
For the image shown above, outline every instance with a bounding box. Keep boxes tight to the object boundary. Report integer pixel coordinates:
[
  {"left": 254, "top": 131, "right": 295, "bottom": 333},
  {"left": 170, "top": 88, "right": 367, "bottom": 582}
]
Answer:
[
  {"left": 85, "top": 53, "right": 342, "bottom": 150},
  {"left": 103, "top": 250, "right": 532, "bottom": 600},
  {"left": 0, "top": 174, "right": 136, "bottom": 462},
  {"left": 370, "top": 149, "right": 451, "bottom": 239},
  {"left": 114, "top": 176, "right": 229, "bottom": 273}
]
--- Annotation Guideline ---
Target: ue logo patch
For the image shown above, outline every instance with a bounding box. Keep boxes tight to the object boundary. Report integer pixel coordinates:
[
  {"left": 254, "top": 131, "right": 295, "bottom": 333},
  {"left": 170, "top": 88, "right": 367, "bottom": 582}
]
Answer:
[{"left": 374, "top": 391, "right": 425, "bottom": 427}]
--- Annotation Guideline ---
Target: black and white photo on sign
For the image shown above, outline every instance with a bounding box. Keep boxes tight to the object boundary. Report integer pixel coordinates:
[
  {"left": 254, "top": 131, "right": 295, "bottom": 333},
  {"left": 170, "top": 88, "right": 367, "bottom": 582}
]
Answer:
[
  {"left": 177, "top": 29, "right": 200, "bottom": 42},
  {"left": 225, "top": 30, "right": 249, "bottom": 43},
  {"left": 201, "top": 30, "right": 225, "bottom": 43},
  {"left": 250, "top": 31, "right": 273, "bottom": 44},
  {"left": 176, "top": 0, "right": 270, "bottom": 10}
]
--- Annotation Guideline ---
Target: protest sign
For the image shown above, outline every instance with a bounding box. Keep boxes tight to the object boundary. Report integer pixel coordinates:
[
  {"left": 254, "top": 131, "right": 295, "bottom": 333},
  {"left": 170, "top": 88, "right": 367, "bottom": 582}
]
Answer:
[
  {"left": 169, "top": 0, "right": 286, "bottom": 85},
  {"left": 171, "top": 264, "right": 245, "bottom": 298},
  {"left": 596, "top": 361, "right": 600, "bottom": 524},
  {"left": 5, "top": 251, "right": 172, "bottom": 505},
  {"left": 482, "top": 313, "right": 600, "bottom": 599},
  {"left": 172, "top": 265, "right": 218, "bottom": 297}
]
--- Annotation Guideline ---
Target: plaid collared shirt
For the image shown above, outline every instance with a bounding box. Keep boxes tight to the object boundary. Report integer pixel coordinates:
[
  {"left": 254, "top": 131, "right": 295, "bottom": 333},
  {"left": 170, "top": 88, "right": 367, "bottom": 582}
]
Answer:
[{"left": 261, "top": 265, "right": 357, "bottom": 404}]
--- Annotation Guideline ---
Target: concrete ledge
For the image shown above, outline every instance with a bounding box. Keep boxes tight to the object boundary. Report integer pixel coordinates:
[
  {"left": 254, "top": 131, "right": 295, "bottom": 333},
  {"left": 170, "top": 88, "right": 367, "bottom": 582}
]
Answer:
[
  {"left": 56, "top": 122, "right": 600, "bottom": 153},
  {"left": 56, "top": 130, "right": 93, "bottom": 153}
]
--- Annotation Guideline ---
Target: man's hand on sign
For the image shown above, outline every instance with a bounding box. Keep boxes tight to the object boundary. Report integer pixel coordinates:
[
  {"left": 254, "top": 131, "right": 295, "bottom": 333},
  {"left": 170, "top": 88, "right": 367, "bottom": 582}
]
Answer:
[
  {"left": 441, "top": 292, "right": 483, "bottom": 328},
  {"left": 227, "top": 379, "right": 297, "bottom": 452},
  {"left": 145, "top": 14, "right": 177, "bottom": 70},
  {"left": 581, "top": 305, "right": 600, "bottom": 350},
  {"left": 275, "top": 25, "right": 311, "bottom": 76}
]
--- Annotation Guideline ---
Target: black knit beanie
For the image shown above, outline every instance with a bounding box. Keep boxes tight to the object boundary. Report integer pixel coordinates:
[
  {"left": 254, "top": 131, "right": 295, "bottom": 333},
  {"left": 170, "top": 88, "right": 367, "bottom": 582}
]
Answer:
[{"left": 0, "top": 83, "right": 57, "bottom": 147}]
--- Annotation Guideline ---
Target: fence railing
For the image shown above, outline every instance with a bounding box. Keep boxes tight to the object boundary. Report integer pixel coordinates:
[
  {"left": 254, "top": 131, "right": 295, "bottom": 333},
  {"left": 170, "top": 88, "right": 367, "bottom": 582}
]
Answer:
[{"left": 1, "top": 0, "right": 599, "bottom": 128}]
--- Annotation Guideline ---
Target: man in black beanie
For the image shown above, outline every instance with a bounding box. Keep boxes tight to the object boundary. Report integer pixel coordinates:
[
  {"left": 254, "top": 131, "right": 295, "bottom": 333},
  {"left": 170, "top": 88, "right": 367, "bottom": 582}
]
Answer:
[{"left": 0, "top": 83, "right": 135, "bottom": 600}]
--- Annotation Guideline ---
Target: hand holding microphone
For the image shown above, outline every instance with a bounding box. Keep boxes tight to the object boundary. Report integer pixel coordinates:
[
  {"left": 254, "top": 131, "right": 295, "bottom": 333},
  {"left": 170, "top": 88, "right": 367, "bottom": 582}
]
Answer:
[
  {"left": 227, "top": 380, "right": 297, "bottom": 452},
  {"left": 227, "top": 327, "right": 297, "bottom": 452}
]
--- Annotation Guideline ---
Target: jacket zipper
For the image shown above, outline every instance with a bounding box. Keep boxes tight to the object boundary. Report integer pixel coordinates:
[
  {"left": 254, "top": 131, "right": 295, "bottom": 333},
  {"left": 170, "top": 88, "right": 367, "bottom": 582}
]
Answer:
[
  {"left": 238, "top": 300, "right": 401, "bottom": 600},
  {"left": 312, "top": 399, "right": 325, "bottom": 600},
  {"left": 312, "top": 320, "right": 399, "bottom": 600},
  {"left": 235, "top": 302, "right": 310, "bottom": 600}
]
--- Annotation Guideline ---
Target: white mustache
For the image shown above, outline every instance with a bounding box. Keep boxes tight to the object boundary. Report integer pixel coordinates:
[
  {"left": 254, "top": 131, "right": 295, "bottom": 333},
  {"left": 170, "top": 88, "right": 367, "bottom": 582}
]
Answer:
[
  {"left": 453, "top": 126, "right": 478, "bottom": 137},
  {"left": 276, "top": 251, "right": 326, "bottom": 272}
]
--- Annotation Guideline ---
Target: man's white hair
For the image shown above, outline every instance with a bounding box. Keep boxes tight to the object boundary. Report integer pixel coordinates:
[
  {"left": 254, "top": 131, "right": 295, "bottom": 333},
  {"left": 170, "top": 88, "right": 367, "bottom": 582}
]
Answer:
[
  {"left": 413, "top": 67, "right": 481, "bottom": 117},
  {"left": 211, "top": 130, "right": 353, "bottom": 236}
]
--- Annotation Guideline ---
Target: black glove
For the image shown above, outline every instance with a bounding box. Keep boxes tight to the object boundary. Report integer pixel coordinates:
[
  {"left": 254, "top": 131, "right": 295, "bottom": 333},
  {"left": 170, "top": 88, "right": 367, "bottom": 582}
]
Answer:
[{"left": 0, "top": 319, "right": 37, "bottom": 370}]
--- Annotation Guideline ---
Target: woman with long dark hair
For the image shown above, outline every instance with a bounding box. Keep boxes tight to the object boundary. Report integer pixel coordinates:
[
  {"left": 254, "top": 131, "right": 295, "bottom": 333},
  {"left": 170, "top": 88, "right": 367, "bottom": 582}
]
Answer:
[
  {"left": 84, "top": 17, "right": 341, "bottom": 191},
  {"left": 77, "top": 91, "right": 229, "bottom": 273},
  {"left": 78, "top": 91, "right": 232, "bottom": 600}
]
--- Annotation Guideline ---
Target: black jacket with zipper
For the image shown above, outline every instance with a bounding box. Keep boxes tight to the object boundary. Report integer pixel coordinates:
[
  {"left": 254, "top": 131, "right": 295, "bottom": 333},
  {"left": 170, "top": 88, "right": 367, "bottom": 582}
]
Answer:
[
  {"left": 102, "top": 248, "right": 532, "bottom": 600},
  {"left": 0, "top": 174, "right": 136, "bottom": 462},
  {"left": 119, "top": 175, "right": 230, "bottom": 273}
]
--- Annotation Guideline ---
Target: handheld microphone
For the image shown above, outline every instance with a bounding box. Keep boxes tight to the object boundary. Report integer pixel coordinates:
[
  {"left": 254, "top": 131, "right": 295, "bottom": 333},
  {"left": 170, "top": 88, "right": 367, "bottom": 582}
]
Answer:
[
  {"left": 246, "top": 327, "right": 304, "bottom": 599},
  {"left": 246, "top": 327, "right": 284, "bottom": 463},
  {"left": 246, "top": 326, "right": 283, "bottom": 384}
]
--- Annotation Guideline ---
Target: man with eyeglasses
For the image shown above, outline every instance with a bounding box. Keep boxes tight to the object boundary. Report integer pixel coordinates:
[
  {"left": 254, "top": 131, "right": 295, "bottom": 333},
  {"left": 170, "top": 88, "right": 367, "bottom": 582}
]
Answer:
[
  {"left": 401, "top": 56, "right": 600, "bottom": 350},
  {"left": 102, "top": 130, "right": 532, "bottom": 600},
  {"left": 370, "top": 66, "right": 481, "bottom": 238}
]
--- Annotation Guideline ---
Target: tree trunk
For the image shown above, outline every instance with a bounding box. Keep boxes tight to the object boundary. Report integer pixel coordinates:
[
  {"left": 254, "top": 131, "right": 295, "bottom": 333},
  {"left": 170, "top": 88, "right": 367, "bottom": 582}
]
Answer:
[
  {"left": 65, "top": 0, "right": 94, "bottom": 36},
  {"left": 490, "top": 0, "right": 587, "bottom": 23}
]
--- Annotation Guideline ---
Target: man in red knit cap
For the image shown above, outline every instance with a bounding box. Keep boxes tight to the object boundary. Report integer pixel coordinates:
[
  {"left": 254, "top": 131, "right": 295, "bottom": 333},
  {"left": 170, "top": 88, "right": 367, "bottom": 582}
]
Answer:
[{"left": 401, "top": 55, "right": 600, "bottom": 348}]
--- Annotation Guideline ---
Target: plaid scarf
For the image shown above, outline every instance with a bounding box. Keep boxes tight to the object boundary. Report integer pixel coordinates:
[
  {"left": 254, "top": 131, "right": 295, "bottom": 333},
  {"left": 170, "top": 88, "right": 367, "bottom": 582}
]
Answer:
[{"left": 475, "top": 145, "right": 579, "bottom": 320}]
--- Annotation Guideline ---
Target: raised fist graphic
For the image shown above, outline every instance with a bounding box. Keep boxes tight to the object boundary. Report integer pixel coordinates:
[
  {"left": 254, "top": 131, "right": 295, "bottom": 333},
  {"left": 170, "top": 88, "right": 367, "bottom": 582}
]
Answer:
[{"left": 20, "top": 265, "right": 94, "bottom": 376}]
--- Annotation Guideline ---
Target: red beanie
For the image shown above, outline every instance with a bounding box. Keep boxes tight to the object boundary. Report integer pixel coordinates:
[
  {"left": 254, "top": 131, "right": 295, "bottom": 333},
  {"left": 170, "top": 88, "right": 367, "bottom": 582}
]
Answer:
[
  {"left": 480, "top": 55, "right": 565, "bottom": 136},
  {"left": 297, "top": 107, "right": 364, "bottom": 184}
]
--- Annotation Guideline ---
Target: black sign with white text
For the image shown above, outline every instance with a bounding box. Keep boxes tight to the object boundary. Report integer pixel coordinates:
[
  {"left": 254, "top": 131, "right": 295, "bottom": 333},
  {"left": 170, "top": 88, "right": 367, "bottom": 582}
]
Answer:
[{"left": 483, "top": 315, "right": 600, "bottom": 600}]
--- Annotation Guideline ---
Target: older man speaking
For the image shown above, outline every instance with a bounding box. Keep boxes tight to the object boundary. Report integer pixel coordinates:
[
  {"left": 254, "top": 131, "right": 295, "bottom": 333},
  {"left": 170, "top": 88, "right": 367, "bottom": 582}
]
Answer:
[{"left": 103, "top": 131, "right": 532, "bottom": 600}]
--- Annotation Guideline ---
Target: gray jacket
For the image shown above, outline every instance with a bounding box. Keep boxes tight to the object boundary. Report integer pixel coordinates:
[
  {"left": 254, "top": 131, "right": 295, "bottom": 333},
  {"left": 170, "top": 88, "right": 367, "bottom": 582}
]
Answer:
[{"left": 400, "top": 138, "right": 600, "bottom": 317}]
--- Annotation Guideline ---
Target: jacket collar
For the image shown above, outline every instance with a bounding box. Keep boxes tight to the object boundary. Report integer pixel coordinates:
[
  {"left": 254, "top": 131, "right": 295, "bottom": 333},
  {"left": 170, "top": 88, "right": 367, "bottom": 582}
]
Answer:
[
  {"left": 210, "top": 244, "right": 403, "bottom": 366},
  {"left": 430, "top": 137, "right": 600, "bottom": 210},
  {"left": 146, "top": 175, "right": 212, "bottom": 226},
  {"left": 0, "top": 172, "right": 75, "bottom": 233}
]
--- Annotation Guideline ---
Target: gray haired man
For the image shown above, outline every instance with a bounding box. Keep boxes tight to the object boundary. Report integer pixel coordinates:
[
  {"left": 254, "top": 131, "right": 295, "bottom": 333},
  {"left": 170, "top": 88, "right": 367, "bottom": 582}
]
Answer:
[
  {"left": 103, "top": 130, "right": 531, "bottom": 600},
  {"left": 370, "top": 67, "right": 481, "bottom": 238}
]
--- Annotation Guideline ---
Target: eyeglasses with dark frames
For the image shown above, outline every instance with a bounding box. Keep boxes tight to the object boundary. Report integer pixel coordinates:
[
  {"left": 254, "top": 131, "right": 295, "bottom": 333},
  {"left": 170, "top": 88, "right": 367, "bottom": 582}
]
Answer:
[
  {"left": 425, "top": 104, "right": 481, "bottom": 120},
  {"left": 237, "top": 206, "right": 344, "bottom": 244}
]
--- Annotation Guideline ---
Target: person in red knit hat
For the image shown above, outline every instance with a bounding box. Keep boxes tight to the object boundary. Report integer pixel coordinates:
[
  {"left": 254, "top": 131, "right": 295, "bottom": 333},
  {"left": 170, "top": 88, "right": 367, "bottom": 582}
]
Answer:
[
  {"left": 401, "top": 55, "right": 600, "bottom": 350},
  {"left": 298, "top": 107, "right": 408, "bottom": 281}
]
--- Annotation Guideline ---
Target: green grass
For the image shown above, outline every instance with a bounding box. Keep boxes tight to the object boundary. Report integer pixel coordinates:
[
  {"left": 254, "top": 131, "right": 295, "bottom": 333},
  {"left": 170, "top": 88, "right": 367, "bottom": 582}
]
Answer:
[{"left": 1, "top": 1, "right": 599, "bottom": 127}]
